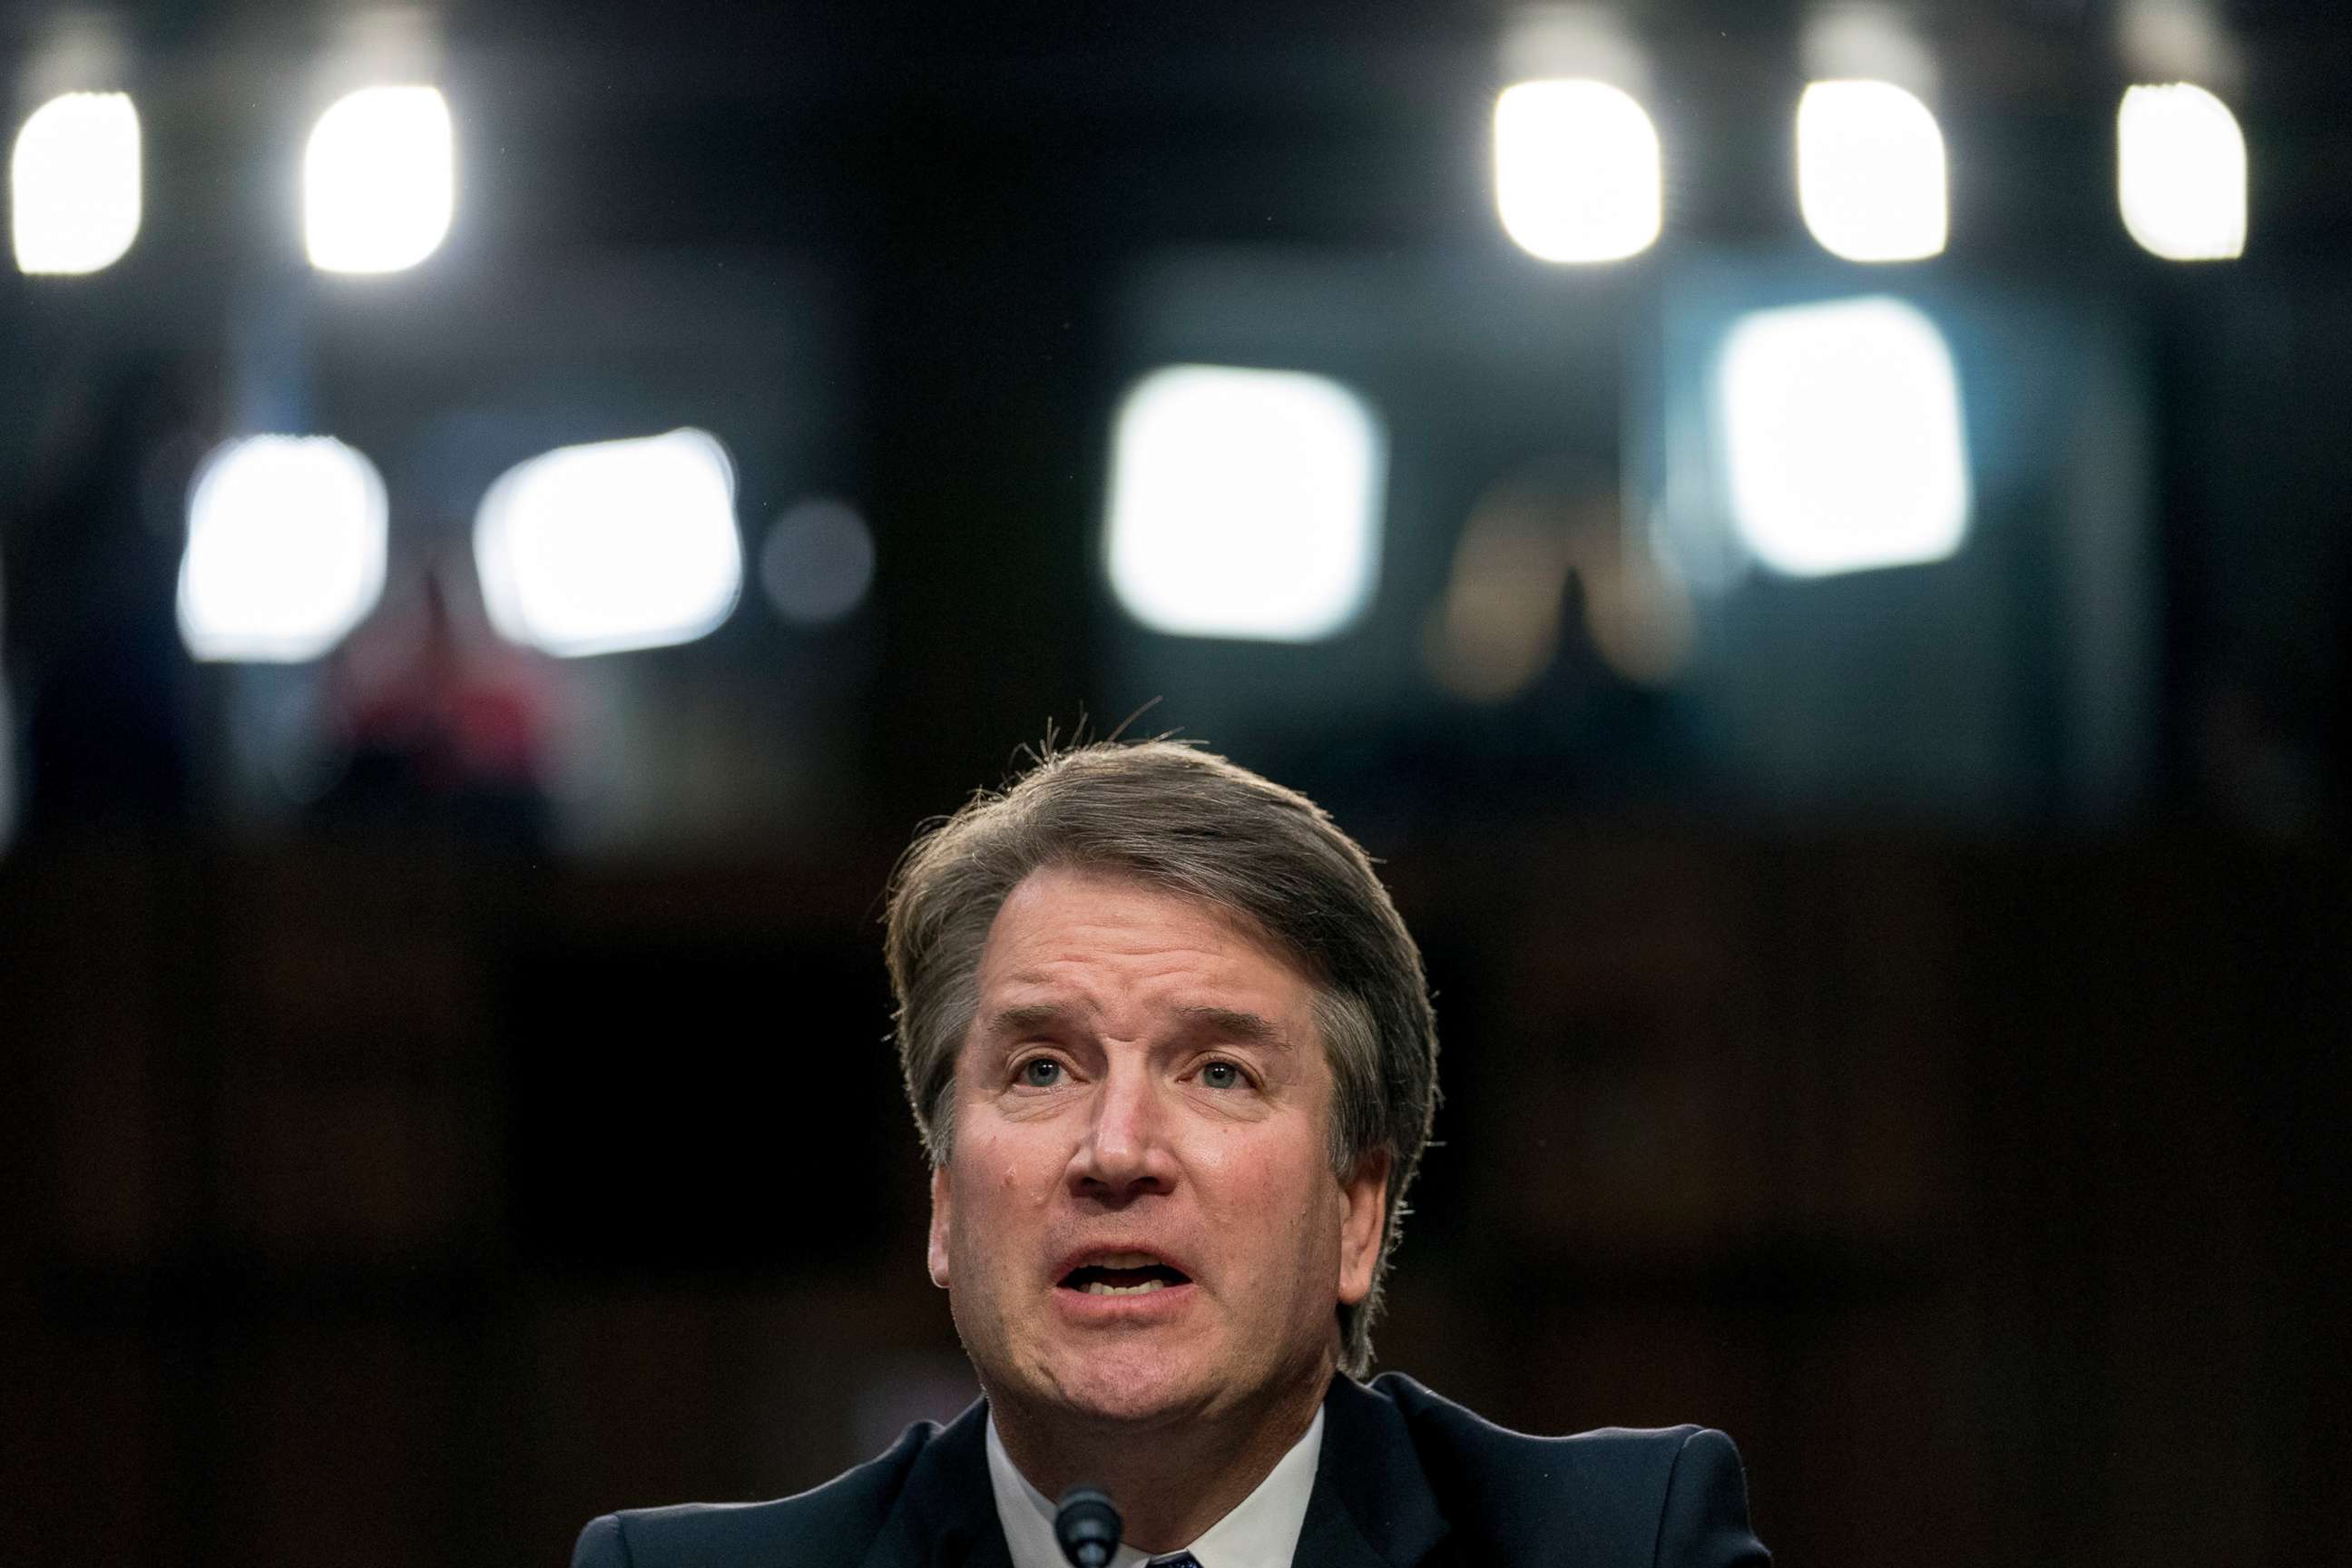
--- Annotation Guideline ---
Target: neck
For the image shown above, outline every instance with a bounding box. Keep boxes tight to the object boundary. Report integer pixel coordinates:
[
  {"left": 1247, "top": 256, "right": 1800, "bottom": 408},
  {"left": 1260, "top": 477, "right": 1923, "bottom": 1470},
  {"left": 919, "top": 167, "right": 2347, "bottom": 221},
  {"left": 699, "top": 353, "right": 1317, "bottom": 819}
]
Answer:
[{"left": 990, "top": 1367, "right": 1332, "bottom": 1554}]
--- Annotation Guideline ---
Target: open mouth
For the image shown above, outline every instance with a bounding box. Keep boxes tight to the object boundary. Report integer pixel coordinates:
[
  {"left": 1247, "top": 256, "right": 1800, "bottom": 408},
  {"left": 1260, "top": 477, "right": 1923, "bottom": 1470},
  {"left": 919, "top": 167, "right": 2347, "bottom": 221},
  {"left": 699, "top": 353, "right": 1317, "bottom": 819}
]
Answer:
[{"left": 1059, "top": 1253, "right": 1193, "bottom": 1297}]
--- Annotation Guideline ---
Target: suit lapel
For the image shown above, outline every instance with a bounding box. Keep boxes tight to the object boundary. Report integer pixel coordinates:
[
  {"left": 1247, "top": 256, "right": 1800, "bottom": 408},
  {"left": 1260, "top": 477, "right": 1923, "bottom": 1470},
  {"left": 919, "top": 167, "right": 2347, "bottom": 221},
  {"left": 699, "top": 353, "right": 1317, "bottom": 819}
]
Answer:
[
  {"left": 855, "top": 1400, "right": 1012, "bottom": 1568},
  {"left": 1290, "top": 1377, "right": 1451, "bottom": 1568}
]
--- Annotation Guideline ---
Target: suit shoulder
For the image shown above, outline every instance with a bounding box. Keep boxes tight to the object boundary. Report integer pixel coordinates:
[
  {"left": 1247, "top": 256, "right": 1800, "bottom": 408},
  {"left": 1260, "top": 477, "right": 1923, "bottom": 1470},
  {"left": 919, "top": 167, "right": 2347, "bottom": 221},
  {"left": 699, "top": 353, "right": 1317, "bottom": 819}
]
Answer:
[
  {"left": 1369, "top": 1369, "right": 1702, "bottom": 1474},
  {"left": 1363, "top": 1373, "right": 1767, "bottom": 1567},
  {"left": 571, "top": 1420, "right": 936, "bottom": 1568}
]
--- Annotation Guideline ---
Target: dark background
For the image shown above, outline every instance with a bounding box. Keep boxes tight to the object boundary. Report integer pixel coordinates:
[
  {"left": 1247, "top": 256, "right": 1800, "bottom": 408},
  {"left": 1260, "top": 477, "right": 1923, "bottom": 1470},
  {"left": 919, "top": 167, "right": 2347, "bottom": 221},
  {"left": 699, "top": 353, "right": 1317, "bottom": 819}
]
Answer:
[{"left": 4, "top": 4, "right": 2348, "bottom": 1566}]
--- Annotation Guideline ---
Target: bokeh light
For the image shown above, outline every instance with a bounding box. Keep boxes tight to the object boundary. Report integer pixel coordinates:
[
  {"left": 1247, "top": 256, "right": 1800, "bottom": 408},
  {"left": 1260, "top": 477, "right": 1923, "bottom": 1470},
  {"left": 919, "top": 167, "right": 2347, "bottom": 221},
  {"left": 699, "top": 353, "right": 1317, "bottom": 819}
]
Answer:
[
  {"left": 2119, "top": 83, "right": 2247, "bottom": 260},
  {"left": 177, "top": 436, "right": 389, "bottom": 662},
  {"left": 10, "top": 92, "right": 140, "bottom": 276},
  {"left": 1797, "top": 79, "right": 1948, "bottom": 262},
  {"left": 1425, "top": 481, "right": 1575, "bottom": 701},
  {"left": 1106, "top": 365, "right": 1384, "bottom": 642},
  {"left": 1714, "top": 295, "right": 1970, "bottom": 577},
  {"left": 474, "top": 429, "right": 744, "bottom": 658},
  {"left": 1494, "top": 78, "right": 1662, "bottom": 263},
  {"left": 304, "top": 85, "right": 455, "bottom": 274},
  {"left": 759, "top": 499, "right": 877, "bottom": 626}
]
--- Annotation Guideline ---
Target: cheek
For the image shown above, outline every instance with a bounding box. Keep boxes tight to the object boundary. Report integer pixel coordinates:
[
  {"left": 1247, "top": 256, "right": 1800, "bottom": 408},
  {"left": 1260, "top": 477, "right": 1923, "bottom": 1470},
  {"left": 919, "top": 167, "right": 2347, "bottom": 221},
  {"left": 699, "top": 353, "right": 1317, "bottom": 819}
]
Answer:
[
  {"left": 1200, "top": 1134, "right": 1334, "bottom": 1255},
  {"left": 961, "top": 1129, "right": 1057, "bottom": 1222}
]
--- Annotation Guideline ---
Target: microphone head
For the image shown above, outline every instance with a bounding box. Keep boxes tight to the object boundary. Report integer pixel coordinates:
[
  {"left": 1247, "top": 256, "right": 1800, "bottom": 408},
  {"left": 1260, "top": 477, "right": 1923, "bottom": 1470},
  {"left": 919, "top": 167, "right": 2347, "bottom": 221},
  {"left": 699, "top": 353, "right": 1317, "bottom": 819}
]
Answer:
[{"left": 1054, "top": 1485, "right": 1122, "bottom": 1568}]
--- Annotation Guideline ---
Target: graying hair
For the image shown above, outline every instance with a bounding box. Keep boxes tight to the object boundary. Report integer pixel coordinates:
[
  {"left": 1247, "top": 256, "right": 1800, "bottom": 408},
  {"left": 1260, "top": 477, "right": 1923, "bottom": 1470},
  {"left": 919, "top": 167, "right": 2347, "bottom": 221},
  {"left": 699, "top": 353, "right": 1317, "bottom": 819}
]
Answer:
[{"left": 883, "top": 739, "right": 1439, "bottom": 1377}]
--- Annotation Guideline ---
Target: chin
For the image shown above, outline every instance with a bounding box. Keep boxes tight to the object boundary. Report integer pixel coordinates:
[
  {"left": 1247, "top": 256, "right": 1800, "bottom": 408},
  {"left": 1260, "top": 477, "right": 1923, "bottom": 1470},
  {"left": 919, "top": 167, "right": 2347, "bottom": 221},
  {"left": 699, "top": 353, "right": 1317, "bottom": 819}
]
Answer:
[{"left": 1040, "top": 1348, "right": 1214, "bottom": 1429}]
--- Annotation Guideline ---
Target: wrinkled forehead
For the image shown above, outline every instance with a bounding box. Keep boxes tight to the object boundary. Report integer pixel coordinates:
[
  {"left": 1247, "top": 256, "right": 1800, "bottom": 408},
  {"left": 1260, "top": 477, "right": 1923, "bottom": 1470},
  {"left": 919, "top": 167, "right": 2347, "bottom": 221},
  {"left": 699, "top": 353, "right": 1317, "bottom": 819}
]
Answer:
[{"left": 963, "top": 862, "right": 1324, "bottom": 1044}]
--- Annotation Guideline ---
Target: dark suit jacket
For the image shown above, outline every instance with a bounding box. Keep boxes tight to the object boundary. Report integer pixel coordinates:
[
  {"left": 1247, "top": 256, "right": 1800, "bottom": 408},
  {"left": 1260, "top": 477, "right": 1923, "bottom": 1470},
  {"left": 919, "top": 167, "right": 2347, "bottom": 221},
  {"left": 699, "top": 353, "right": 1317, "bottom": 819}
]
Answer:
[{"left": 573, "top": 1372, "right": 1769, "bottom": 1568}]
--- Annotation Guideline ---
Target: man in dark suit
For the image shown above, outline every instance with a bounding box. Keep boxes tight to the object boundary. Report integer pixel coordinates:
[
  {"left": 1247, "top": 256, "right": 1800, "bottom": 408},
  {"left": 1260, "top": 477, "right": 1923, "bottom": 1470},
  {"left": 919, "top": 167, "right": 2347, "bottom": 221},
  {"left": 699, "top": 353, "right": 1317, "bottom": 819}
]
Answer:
[{"left": 576, "top": 741, "right": 1769, "bottom": 1568}]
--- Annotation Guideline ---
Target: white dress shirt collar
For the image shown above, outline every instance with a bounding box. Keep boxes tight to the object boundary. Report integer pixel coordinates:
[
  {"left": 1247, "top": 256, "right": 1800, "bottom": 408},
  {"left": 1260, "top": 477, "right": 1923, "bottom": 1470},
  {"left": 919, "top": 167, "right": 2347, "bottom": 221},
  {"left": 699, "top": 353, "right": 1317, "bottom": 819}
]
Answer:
[{"left": 984, "top": 1406, "right": 1326, "bottom": 1568}]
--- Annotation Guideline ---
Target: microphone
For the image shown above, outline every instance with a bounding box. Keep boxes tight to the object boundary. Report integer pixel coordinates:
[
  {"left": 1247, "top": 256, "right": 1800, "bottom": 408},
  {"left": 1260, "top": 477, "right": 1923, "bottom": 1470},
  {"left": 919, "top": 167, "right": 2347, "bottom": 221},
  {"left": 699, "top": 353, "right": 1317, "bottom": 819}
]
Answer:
[{"left": 1054, "top": 1485, "right": 1122, "bottom": 1568}]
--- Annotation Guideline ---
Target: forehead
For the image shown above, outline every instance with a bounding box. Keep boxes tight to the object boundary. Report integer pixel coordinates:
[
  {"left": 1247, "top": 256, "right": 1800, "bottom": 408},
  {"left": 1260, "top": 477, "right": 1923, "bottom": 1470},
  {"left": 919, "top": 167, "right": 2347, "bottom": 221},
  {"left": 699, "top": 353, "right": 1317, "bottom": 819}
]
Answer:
[{"left": 974, "top": 863, "right": 1316, "bottom": 1015}]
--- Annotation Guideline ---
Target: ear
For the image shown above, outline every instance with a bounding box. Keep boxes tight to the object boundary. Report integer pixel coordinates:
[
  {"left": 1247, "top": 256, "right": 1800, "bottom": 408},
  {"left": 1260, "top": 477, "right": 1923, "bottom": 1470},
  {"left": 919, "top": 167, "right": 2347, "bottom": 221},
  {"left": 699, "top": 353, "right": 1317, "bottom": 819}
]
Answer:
[
  {"left": 1336, "top": 1148, "right": 1392, "bottom": 1307},
  {"left": 926, "top": 1163, "right": 954, "bottom": 1289}
]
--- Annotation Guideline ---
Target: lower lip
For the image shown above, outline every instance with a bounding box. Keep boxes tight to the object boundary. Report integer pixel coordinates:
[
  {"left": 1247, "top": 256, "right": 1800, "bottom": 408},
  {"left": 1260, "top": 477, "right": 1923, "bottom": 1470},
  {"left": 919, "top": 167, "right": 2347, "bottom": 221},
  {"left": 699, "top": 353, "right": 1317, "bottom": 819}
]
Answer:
[{"left": 1051, "top": 1281, "right": 1198, "bottom": 1323}]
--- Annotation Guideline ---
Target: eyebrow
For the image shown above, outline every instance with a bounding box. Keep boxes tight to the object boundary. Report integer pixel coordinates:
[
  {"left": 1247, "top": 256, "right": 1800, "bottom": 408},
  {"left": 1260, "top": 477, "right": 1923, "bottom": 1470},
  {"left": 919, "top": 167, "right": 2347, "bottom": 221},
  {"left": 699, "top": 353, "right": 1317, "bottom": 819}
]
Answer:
[
  {"left": 977, "top": 1001, "right": 1292, "bottom": 1050},
  {"left": 982, "top": 1002, "right": 1077, "bottom": 1042},
  {"left": 1171, "top": 1004, "right": 1290, "bottom": 1049}
]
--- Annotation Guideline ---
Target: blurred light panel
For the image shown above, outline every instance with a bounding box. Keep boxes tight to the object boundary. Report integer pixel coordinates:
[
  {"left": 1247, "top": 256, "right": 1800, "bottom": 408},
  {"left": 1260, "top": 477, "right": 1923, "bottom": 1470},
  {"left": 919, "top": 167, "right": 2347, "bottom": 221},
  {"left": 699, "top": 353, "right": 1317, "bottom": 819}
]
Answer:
[
  {"left": 1715, "top": 296, "right": 1970, "bottom": 578},
  {"left": 1106, "top": 366, "right": 1384, "bottom": 642},
  {"left": 304, "top": 85, "right": 453, "bottom": 273},
  {"left": 475, "top": 429, "right": 743, "bottom": 657},
  {"left": 2118, "top": 83, "right": 2246, "bottom": 260},
  {"left": 11, "top": 92, "right": 140, "bottom": 275},
  {"left": 1494, "top": 78, "right": 1662, "bottom": 262},
  {"left": 1797, "top": 80, "right": 1947, "bottom": 262},
  {"left": 759, "top": 498, "right": 876, "bottom": 625},
  {"left": 177, "top": 436, "right": 389, "bottom": 662}
]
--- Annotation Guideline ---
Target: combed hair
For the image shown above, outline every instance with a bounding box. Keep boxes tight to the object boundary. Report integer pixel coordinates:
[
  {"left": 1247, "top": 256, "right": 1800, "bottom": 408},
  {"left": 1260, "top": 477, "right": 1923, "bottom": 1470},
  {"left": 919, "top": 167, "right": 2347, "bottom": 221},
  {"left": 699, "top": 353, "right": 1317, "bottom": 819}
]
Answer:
[{"left": 883, "top": 738, "right": 1439, "bottom": 1377}]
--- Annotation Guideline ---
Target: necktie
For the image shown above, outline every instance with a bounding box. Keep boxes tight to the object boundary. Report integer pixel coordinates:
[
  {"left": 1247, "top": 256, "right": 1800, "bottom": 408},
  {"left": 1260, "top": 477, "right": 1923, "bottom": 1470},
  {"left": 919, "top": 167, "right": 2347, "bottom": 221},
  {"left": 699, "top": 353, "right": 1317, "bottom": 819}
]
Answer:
[{"left": 1146, "top": 1556, "right": 1202, "bottom": 1568}]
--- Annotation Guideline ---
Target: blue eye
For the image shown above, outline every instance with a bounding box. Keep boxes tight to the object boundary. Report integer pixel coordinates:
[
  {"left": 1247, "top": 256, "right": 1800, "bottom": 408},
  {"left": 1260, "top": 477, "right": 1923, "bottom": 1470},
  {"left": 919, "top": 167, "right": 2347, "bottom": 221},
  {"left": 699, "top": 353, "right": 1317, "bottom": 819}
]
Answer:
[
  {"left": 1200, "top": 1062, "right": 1242, "bottom": 1090},
  {"left": 1018, "top": 1057, "right": 1063, "bottom": 1087}
]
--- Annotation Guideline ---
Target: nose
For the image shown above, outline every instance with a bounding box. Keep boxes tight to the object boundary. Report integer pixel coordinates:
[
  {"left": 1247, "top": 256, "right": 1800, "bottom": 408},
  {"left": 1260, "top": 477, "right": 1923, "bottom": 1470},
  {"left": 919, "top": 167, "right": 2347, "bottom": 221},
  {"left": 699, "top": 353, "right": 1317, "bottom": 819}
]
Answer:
[{"left": 1068, "top": 1058, "right": 1178, "bottom": 1202}]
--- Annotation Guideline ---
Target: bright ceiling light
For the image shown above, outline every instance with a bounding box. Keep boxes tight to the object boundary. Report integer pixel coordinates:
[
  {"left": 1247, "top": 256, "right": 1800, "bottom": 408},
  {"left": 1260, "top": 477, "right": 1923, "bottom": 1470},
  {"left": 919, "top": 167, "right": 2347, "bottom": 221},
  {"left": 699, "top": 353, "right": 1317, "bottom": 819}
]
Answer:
[
  {"left": 177, "top": 436, "right": 389, "bottom": 662},
  {"left": 303, "top": 85, "right": 453, "bottom": 273},
  {"left": 1715, "top": 296, "right": 1971, "bottom": 578},
  {"left": 11, "top": 92, "right": 140, "bottom": 275},
  {"left": 1106, "top": 365, "right": 1385, "bottom": 642},
  {"left": 1797, "top": 80, "right": 1947, "bottom": 262},
  {"left": 474, "top": 429, "right": 743, "bottom": 658},
  {"left": 1494, "top": 78, "right": 1662, "bottom": 262},
  {"left": 2118, "top": 83, "right": 2246, "bottom": 260}
]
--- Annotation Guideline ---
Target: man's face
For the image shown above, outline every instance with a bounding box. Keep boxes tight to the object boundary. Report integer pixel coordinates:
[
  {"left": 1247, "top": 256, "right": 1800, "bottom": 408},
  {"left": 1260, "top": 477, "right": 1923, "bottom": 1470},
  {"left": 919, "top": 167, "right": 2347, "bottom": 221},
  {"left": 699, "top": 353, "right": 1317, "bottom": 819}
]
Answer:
[{"left": 927, "top": 865, "right": 1389, "bottom": 1432}]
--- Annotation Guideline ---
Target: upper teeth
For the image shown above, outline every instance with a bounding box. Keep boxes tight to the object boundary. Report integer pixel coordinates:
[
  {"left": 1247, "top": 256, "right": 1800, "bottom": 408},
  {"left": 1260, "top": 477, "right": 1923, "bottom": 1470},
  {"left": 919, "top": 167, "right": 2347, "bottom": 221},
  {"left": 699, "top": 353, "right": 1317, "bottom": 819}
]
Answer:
[{"left": 1084, "top": 1279, "right": 1168, "bottom": 1295}]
